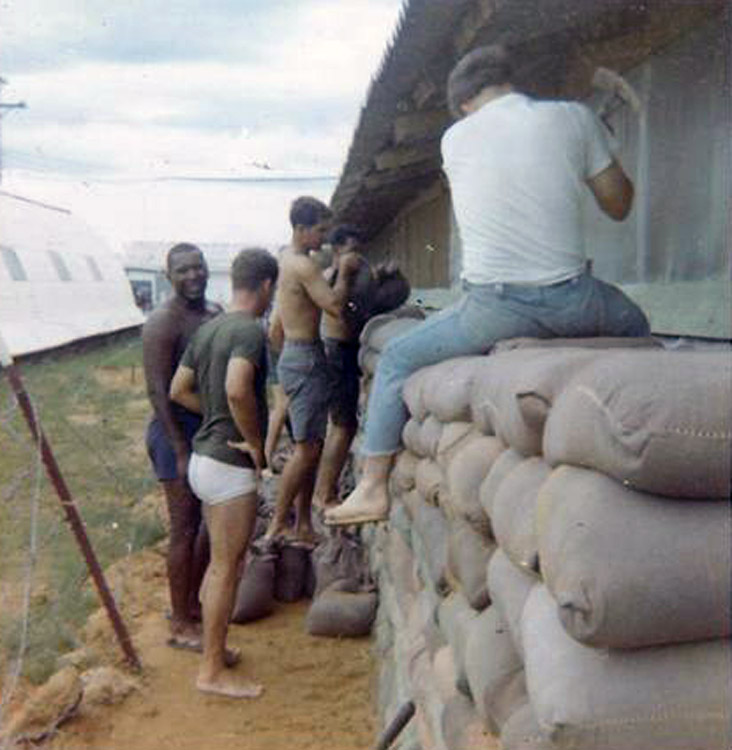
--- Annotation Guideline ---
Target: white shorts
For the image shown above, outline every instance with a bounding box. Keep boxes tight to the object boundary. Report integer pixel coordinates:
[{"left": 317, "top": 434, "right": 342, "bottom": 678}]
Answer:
[{"left": 187, "top": 453, "right": 258, "bottom": 506}]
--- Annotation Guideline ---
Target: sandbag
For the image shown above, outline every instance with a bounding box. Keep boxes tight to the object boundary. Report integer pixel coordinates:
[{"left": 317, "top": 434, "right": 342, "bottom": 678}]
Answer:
[
  {"left": 486, "top": 549, "right": 538, "bottom": 657},
  {"left": 414, "top": 458, "right": 445, "bottom": 506},
  {"left": 391, "top": 450, "right": 420, "bottom": 493},
  {"left": 445, "top": 435, "right": 503, "bottom": 537},
  {"left": 493, "top": 335, "right": 661, "bottom": 354},
  {"left": 522, "top": 585, "right": 732, "bottom": 750},
  {"left": 471, "top": 348, "right": 601, "bottom": 455},
  {"left": 464, "top": 606, "right": 527, "bottom": 734},
  {"left": 420, "top": 415, "right": 444, "bottom": 458},
  {"left": 537, "top": 466, "right": 732, "bottom": 647},
  {"left": 435, "top": 421, "right": 475, "bottom": 470},
  {"left": 441, "top": 692, "right": 498, "bottom": 750},
  {"left": 490, "top": 457, "right": 551, "bottom": 573},
  {"left": 402, "top": 417, "right": 425, "bottom": 457},
  {"left": 311, "top": 530, "right": 368, "bottom": 597},
  {"left": 500, "top": 702, "right": 555, "bottom": 750},
  {"left": 359, "top": 313, "right": 424, "bottom": 353},
  {"left": 231, "top": 548, "right": 277, "bottom": 623},
  {"left": 446, "top": 520, "right": 495, "bottom": 611},
  {"left": 437, "top": 591, "right": 480, "bottom": 697},
  {"left": 402, "top": 368, "right": 431, "bottom": 422},
  {"left": 478, "top": 448, "right": 524, "bottom": 520},
  {"left": 305, "top": 582, "right": 378, "bottom": 638},
  {"left": 411, "top": 499, "right": 450, "bottom": 596},
  {"left": 543, "top": 350, "right": 732, "bottom": 498},
  {"left": 418, "top": 356, "right": 491, "bottom": 424},
  {"left": 274, "top": 542, "right": 311, "bottom": 602}
]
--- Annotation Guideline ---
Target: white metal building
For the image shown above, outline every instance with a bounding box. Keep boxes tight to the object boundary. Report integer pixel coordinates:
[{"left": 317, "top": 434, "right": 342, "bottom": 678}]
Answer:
[{"left": 0, "top": 191, "right": 144, "bottom": 357}]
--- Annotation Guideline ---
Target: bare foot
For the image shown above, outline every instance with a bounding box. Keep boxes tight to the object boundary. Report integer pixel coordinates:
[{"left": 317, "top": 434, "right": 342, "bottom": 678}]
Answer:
[
  {"left": 288, "top": 526, "right": 320, "bottom": 547},
  {"left": 324, "top": 481, "right": 390, "bottom": 526},
  {"left": 264, "top": 520, "right": 291, "bottom": 541},
  {"left": 312, "top": 494, "right": 339, "bottom": 512},
  {"left": 167, "top": 636, "right": 241, "bottom": 667},
  {"left": 196, "top": 673, "right": 263, "bottom": 700},
  {"left": 169, "top": 621, "right": 201, "bottom": 642}
]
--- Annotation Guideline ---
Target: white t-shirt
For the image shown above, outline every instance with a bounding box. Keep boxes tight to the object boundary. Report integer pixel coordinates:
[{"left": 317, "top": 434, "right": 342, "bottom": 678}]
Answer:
[{"left": 441, "top": 92, "right": 613, "bottom": 285}]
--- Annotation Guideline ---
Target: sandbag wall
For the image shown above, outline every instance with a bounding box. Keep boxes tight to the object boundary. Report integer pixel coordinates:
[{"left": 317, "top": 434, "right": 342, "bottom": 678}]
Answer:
[{"left": 357, "top": 326, "right": 732, "bottom": 750}]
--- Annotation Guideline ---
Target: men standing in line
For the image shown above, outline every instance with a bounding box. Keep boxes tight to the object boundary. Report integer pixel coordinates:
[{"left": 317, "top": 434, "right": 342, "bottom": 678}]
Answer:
[
  {"left": 142, "top": 243, "right": 221, "bottom": 649},
  {"left": 266, "top": 197, "right": 359, "bottom": 544},
  {"left": 170, "top": 247, "right": 278, "bottom": 699},
  {"left": 327, "top": 44, "right": 649, "bottom": 527}
]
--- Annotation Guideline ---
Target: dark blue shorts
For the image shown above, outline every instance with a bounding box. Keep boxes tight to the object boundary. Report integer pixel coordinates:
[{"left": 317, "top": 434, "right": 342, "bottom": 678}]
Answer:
[{"left": 145, "top": 410, "right": 202, "bottom": 481}]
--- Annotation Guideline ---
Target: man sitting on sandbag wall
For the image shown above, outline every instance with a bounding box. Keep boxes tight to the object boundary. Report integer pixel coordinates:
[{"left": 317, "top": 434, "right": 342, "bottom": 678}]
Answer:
[{"left": 326, "top": 43, "right": 650, "bottom": 527}]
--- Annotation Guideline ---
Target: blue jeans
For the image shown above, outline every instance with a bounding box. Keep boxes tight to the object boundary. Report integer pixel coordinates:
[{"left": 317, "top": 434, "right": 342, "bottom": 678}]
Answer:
[{"left": 361, "top": 272, "right": 649, "bottom": 455}]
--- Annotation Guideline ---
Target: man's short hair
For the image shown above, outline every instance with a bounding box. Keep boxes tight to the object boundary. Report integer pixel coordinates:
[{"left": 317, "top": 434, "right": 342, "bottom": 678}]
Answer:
[
  {"left": 231, "top": 248, "right": 279, "bottom": 291},
  {"left": 447, "top": 44, "right": 513, "bottom": 119},
  {"left": 166, "top": 242, "right": 203, "bottom": 271},
  {"left": 289, "top": 196, "right": 332, "bottom": 229},
  {"left": 327, "top": 224, "right": 362, "bottom": 248}
]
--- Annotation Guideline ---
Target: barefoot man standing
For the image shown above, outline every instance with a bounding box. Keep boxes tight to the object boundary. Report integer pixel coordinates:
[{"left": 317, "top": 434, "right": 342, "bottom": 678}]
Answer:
[
  {"left": 170, "top": 248, "right": 278, "bottom": 698},
  {"left": 266, "top": 197, "right": 359, "bottom": 544},
  {"left": 142, "top": 243, "right": 221, "bottom": 650}
]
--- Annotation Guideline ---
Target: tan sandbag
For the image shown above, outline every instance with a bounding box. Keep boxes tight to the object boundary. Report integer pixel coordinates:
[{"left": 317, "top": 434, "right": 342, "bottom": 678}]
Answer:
[
  {"left": 445, "top": 434, "right": 504, "bottom": 536},
  {"left": 437, "top": 591, "right": 480, "bottom": 697},
  {"left": 522, "top": 585, "right": 732, "bottom": 750},
  {"left": 305, "top": 582, "right": 377, "bottom": 638},
  {"left": 359, "top": 312, "right": 424, "bottom": 353},
  {"left": 411, "top": 499, "right": 450, "bottom": 596},
  {"left": 493, "top": 335, "right": 662, "bottom": 354},
  {"left": 403, "top": 367, "right": 431, "bottom": 422},
  {"left": 402, "top": 417, "right": 427, "bottom": 457},
  {"left": 391, "top": 450, "right": 420, "bottom": 493},
  {"left": 479, "top": 448, "right": 524, "bottom": 520},
  {"left": 311, "top": 530, "right": 368, "bottom": 598},
  {"left": 537, "top": 466, "right": 732, "bottom": 647},
  {"left": 415, "top": 457, "right": 445, "bottom": 506},
  {"left": 441, "top": 692, "right": 499, "bottom": 750},
  {"left": 418, "top": 356, "right": 492, "bottom": 424},
  {"left": 486, "top": 549, "right": 538, "bottom": 657},
  {"left": 464, "top": 606, "right": 527, "bottom": 735},
  {"left": 543, "top": 350, "right": 732, "bottom": 498},
  {"left": 420, "top": 414, "right": 444, "bottom": 458},
  {"left": 231, "top": 548, "right": 276, "bottom": 623},
  {"left": 274, "top": 542, "right": 310, "bottom": 602},
  {"left": 490, "top": 458, "right": 551, "bottom": 573},
  {"left": 500, "top": 702, "right": 555, "bottom": 750},
  {"left": 435, "top": 421, "right": 476, "bottom": 470},
  {"left": 446, "top": 519, "right": 496, "bottom": 611},
  {"left": 471, "top": 348, "right": 601, "bottom": 455}
]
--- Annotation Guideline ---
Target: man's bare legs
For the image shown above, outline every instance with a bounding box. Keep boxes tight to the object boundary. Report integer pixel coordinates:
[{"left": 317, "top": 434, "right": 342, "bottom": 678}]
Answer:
[
  {"left": 264, "top": 384, "right": 289, "bottom": 471},
  {"left": 324, "top": 453, "right": 394, "bottom": 526},
  {"left": 163, "top": 478, "right": 207, "bottom": 642},
  {"left": 197, "top": 494, "right": 262, "bottom": 699},
  {"left": 313, "top": 422, "right": 357, "bottom": 510},
  {"left": 266, "top": 440, "right": 322, "bottom": 543}
]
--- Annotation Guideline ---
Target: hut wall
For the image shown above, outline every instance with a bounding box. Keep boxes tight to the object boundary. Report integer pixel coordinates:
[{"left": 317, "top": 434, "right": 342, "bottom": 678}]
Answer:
[{"left": 364, "top": 181, "right": 452, "bottom": 292}]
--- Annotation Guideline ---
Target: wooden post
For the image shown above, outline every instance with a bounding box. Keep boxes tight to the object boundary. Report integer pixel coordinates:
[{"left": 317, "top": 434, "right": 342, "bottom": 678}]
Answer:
[{"left": 0, "top": 334, "right": 141, "bottom": 670}]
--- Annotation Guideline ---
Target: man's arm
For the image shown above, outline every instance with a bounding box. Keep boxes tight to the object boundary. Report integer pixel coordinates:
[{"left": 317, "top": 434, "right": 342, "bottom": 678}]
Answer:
[
  {"left": 225, "top": 357, "right": 265, "bottom": 472},
  {"left": 587, "top": 159, "right": 634, "bottom": 221},
  {"left": 268, "top": 307, "right": 284, "bottom": 352},
  {"left": 142, "top": 315, "right": 191, "bottom": 460},
  {"left": 169, "top": 365, "right": 202, "bottom": 415},
  {"left": 298, "top": 253, "right": 360, "bottom": 317}
]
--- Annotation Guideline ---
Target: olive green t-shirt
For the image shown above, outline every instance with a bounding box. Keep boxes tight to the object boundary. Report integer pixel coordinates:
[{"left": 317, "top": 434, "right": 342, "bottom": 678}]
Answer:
[{"left": 180, "top": 311, "right": 267, "bottom": 468}]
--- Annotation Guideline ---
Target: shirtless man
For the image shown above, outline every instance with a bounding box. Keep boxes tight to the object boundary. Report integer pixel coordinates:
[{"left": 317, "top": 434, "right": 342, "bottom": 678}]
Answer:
[
  {"left": 266, "top": 197, "right": 359, "bottom": 543},
  {"left": 170, "top": 247, "right": 278, "bottom": 699},
  {"left": 142, "top": 243, "right": 221, "bottom": 649},
  {"left": 312, "top": 225, "right": 367, "bottom": 511}
]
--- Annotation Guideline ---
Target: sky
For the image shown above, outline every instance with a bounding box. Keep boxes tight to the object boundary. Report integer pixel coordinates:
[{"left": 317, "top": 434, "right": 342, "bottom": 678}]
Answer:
[{"left": 0, "top": 0, "right": 404, "bottom": 252}]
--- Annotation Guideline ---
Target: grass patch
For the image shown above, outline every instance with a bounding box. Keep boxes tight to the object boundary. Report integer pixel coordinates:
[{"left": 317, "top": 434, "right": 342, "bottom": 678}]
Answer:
[{"left": 0, "top": 334, "right": 164, "bottom": 684}]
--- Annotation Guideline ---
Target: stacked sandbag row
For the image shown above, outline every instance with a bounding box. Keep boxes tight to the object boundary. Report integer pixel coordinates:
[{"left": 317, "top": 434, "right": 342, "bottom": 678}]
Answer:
[{"left": 363, "top": 339, "right": 731, "bottom": 750}]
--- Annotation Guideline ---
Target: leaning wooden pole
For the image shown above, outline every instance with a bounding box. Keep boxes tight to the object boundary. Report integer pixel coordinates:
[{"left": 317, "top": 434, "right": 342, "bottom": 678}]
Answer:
[{"left": 0, "top": 334, "right": 141, "bottom": 670}]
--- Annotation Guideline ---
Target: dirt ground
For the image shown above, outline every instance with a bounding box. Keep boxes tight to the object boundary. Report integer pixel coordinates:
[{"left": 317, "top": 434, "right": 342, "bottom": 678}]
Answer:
[{"left": 46, "top": 541, "right": 377, "bottom": 750}]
